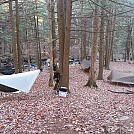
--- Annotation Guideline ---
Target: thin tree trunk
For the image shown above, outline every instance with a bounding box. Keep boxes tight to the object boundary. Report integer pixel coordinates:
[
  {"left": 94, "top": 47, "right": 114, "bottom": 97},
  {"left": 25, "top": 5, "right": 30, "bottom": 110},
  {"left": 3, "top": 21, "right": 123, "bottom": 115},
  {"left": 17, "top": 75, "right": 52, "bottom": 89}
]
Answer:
[
  {"left": 105, "top": 16, "right": 111, "bottom": 70},
  {"left": 23, "top": 1, "right": 30, "bottom": 71},
  {"left": 111, "top": 8, "right": 116, "bottom": 62},
  {"left": 34, "top": 15, "right": 39, "bottom": 69},
  {"left": 83, "top": 17, "right": 87, "bottom": 59},
  {"left": 107, "top": 9, "right": 114, "bottom": 65},
  {"left": 35, "top": 1, "right": 42, "bottom": 70},
  {"left": 9, "top": 1, "right": 18, "bottom": 73},
  {"left": 132, "top": 22, "right": 134, "bottom": 62},
  {"left": 98, "top": 0, "right": 105, "bottom": 80},
  {"left": 51, "top": 0, "right": 57, "bottom": 65},
  {"left": 80, "top": 0, "right": 84, "bottom": 61},
  {"left": 126, "top": 25, "right": 132, "bottom": 61},
  {"left": 48, "top": 0, "right": 54, "bottom": 87},
  {"left": 37, "top": 27, "right": 42, "bottom": 69},
  {"left": 15, "top": 0, "right": 22, "bottom": 73}
]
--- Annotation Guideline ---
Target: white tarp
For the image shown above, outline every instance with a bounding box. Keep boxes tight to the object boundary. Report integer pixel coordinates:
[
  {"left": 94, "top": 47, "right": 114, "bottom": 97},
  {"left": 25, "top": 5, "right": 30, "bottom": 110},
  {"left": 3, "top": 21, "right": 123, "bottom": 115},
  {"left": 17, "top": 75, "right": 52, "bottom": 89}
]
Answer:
[{"left": 0, "top": 70, "right": 40, "bottom": 93}]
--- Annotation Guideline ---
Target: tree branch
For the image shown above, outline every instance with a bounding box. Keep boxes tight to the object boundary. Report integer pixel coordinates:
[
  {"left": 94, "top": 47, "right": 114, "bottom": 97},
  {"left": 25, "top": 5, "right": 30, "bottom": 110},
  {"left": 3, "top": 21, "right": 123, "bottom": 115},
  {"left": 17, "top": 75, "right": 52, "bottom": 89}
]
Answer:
[{"left": 108, "top": 0, "right": 134, "bottom": 8}]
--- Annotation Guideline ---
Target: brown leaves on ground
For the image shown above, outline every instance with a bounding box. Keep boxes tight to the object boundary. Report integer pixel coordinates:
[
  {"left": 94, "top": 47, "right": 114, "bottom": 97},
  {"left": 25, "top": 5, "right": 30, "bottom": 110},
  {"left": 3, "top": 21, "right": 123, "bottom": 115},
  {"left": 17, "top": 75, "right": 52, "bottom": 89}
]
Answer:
[{"left": 0, "top": 62, "right": 134, "bottom": 134}]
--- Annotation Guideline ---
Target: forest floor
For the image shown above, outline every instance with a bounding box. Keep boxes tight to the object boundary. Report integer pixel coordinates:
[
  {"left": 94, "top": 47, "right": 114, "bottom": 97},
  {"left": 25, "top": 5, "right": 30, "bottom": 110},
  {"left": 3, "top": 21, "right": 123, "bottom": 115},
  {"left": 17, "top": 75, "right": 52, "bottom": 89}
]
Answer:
[{"left": 0, "top": 62, "right": 134, "bottom": 134}]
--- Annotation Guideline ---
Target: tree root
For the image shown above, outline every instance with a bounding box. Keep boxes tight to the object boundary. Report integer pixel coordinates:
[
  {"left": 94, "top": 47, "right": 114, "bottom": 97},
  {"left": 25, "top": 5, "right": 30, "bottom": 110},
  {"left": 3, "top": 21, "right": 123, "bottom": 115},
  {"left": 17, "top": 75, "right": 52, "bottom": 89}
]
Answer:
[{"left": 85, "top": 77, "right": 98, "bottom": 88}]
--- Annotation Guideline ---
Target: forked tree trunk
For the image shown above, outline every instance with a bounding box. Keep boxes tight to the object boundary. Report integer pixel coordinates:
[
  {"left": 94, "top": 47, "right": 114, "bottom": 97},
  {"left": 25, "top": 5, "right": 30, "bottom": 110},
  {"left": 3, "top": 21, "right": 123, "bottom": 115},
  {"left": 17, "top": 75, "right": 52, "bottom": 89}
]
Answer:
[{"left": 85, "top": 0, "right": 99, "bottom": 87}]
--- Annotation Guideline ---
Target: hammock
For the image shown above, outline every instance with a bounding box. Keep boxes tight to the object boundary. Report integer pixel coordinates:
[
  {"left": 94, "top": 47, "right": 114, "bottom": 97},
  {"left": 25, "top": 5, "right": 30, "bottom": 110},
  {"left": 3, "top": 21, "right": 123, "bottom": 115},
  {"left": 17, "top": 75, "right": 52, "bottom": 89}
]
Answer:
[{"left": 0, "top": 70, "right": 40, "bottom": 93}]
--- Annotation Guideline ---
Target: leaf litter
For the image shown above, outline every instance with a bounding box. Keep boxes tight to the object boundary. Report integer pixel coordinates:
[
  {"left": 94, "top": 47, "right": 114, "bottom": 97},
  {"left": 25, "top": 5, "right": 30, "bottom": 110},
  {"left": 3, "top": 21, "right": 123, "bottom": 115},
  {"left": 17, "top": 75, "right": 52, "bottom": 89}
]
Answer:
[{"left": 0, "top": 62, "right": 134, "bottom": 134}]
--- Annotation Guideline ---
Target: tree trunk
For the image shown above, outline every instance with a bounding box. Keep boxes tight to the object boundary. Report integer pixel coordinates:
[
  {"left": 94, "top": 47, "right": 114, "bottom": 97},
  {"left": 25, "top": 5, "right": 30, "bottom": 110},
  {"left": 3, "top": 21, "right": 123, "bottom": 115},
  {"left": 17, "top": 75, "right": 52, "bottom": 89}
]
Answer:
[
  {"left": 34, "top": 15, "right": 39, "bottom": 69},
  {"left": 35, "top": 1, "right": 42, "bottom": 70},
  {"left": 105, "top": 16, "right": 112, "bottom": 70},
  {"left": 57, "top": 0, "right": 65, "bottom": 86},
  {"left": 83, "top": 17, "right": 87, "bottom": 59},
  {"left": 57, "top": 0, "right": 72, "bottom": 92},
  {"left": 62, "top": 0, "right": 72, "bottom": 91},
  {"left": 51, "top": 0, "right": 57, "bottom": 65},
  {"left": 98, "top": 0, "right": 105, "bottom": 80},
  {"left": 111, "top": 8, "right": 116, "bottom": 62},
  {"left": 85, "top": 0, "right": 99, "bottom": 87},
  {"left": 48, "top": 0, "right": 54, "bottom": 87},
  {"left": 15, "top": 0, "right": 22, "bottom": 73},
  {"left": 132, "top": 22, "right": 134, "bottom": 63},
  {"left": 80, "top": 1, "right": 84, "bottom": 61},
  {"left": 108, "top": 12, "right": 113, "bottom": 64},
  {"left": 9, "top": 1, "right": 18, "bottom": 74},
  {"left": 23, "top": 0, "right": 30, "bottom": 71},
  {"left": 126, "top": 25, "right": 132, "bottom": 62}
]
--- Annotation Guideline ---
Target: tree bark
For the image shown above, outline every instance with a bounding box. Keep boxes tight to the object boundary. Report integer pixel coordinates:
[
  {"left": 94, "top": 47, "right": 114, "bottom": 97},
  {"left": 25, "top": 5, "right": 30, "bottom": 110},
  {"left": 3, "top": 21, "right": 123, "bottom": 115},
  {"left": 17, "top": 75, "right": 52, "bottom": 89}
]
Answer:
[
  {"left": 57, "top": 0, "right": 65, "bottom": 86},
  {"left": 51, "top": 0, "right": 57, "bottom": 65},
  {"left": 57, "top": 0, "right": 72, "bottom": 92},
  {"left": 62, "top": 0, "right": 72, "bottom": 92},
  {"left": 48, "top": 0, "right": 54, "bottom": 87},
  {"left": 98, "top": 0, "right": 105, "bottom": 80},
  {"left": 23, "top": 0, "right": 30, "bottom": 71},
  {"left": 126, "top": 24, "right": 132, "bottom": 62},
  {"left": 105, "top": 15, "right": 112, "bottom": 70},
  {"left": 85, "top": 0, "right": 99, "bottom": 87},
  {"left": 35, "top": 0, "right": 42, "bottom": 70},
  {"left": 83, "top": 17, "right": 87, "bottom": 59},
  {"left": 15, "top": 0, "right": 22, "bottom": 73},
  {"left": 9, "top": 1, "right": 18, "bottom": 73},
  {"left": 132, "top": 21, "right": 134, "bottom": 63},
  {"left": 111, "top": 7, "right": 116, "bottom": 62}
]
